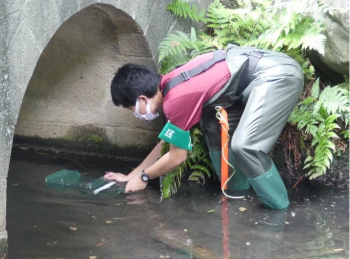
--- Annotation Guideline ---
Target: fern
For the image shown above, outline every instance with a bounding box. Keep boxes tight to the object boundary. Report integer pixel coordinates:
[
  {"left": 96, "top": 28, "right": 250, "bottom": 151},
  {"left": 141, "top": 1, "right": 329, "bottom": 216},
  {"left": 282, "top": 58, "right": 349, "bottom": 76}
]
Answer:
[
  {"left": 158, "top": 27, "right": 214, "bottom": 71},
  {"left": 318, "top": 86, "right": 349, "bottom": 115},
  {"left": 160, "top": 165, "right": 186, "bottom": 198},
  {"left": 304, "top": 114, "right": 339, "bottom": 179},
  {"left": 206, "top": 3, "right": 266, "bottom": 46},
  {"left": 160, "top": 125, "right": 214, "bottom": 198},
  {"left": 245, "top": 2, "right": 326, "bottom": 55},
  {"left": 160, "top": 0, "right": 327, "bottom": 73},
  {"left": 288, "top": 79, "right": 349, "bottom": 179},
  {"left": 166, "top": 0, "right": 206, "bottom": 22},
  {"left": 341, "top": 130, "right": 349, "bottom": 139},
  {"left": 188, "top": 171, "right": 206, "bottom": 184},
  {"left": 158, "top": 30, "right": 192, "bottom": 63}
]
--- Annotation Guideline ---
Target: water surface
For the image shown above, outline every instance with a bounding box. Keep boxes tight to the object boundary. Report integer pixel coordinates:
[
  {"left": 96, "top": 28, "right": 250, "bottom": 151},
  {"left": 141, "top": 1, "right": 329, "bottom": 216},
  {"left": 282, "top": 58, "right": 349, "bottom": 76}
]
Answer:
[{"left": 7, "top": 149, "right": 349, "bottom": 259}]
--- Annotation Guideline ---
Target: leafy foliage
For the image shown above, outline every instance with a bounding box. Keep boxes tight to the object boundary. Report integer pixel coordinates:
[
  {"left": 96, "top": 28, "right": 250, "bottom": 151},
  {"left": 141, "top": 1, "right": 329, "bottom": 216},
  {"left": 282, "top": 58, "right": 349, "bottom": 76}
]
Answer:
[
  {"left": 159, "top": 0, "right": 327, "bottom": 72},
  {"left": 166, "top": 0, "right": 206, "bottom": 22},
  {"left": 244, "top": 2, "right": 327, "bottom": 55},
  {"left": 288, "top": 79, "right": 349, "bottom": 179},
  {"left": 158, "top": 28, "right": 215, "bottom": 74},
  {"left": 206, "top": 0, "right": 268, "bottom": 47}
]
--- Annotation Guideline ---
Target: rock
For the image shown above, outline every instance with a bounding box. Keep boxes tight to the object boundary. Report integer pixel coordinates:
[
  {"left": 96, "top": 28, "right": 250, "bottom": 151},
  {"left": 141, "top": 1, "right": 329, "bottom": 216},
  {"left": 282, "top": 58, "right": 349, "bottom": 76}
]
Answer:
[
  {"left": 151, "top": 228, "right": 220, "bottom": 259},
  {"left": 307, "top": 0, "right": 349, "bottom": 83}
]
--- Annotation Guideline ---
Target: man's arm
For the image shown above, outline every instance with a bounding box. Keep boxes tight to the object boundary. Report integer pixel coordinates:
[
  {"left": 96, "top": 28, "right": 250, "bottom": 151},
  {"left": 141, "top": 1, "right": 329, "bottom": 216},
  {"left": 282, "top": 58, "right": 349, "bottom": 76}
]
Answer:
[
  {"left": 124, "top": 144, "right": 188, "bottom": 192},
  {"left": 144, "top": 144, "right": 188, "bottom": 179},
  {"left": 127, "top": 140, "right": 165, "bottom": 180},
  {"left": 104, "top": 140, "right": 164, "bottom": 182}
]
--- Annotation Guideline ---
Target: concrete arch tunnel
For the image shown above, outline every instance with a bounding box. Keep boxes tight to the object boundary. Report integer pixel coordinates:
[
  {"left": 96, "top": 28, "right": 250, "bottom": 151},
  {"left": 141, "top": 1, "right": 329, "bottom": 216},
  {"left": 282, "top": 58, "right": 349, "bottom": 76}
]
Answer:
[
  {"left": 0, "top": 0, "right": 212, "bottom": 252},
  {"left": 15, "top": 4, "right": 163, "bottom": 156}
]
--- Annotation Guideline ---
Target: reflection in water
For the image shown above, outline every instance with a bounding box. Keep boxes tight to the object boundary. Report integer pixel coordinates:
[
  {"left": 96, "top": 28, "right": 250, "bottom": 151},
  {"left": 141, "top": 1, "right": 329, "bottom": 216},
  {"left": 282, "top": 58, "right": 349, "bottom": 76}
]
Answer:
[
  {"left": 246, "top": 208, "right": 287, "bottom": 254},
  {"left": 6, "top": 149, "right": 349, "bottom": 259}
]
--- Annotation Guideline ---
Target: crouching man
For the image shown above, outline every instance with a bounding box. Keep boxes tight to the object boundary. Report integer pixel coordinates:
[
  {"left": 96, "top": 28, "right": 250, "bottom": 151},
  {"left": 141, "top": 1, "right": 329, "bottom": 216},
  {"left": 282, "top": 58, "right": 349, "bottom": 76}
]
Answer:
[{"left": 105, "top": 44, "right": 304, "bottom": 209}]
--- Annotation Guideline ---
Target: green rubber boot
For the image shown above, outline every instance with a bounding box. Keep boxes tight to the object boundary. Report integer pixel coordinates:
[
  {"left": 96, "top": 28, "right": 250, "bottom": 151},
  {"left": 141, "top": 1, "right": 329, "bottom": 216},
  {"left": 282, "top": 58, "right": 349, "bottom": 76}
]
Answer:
[
  {"left": 248, "top": 163, "right": 290, "bottom": 209},
  {"left": 209, "top": 150, "right": 250, "bottom": 191}
]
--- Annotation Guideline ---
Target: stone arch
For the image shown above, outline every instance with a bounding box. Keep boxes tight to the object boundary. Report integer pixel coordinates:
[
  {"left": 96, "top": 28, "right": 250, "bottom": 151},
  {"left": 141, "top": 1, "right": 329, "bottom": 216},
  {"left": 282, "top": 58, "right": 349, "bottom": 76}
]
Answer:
[
  {"left": 0, "top": 0, "right": 213, "bottom": 251},
  {"left": 14, "top": 4, "right": 162, "bottom": 158}
]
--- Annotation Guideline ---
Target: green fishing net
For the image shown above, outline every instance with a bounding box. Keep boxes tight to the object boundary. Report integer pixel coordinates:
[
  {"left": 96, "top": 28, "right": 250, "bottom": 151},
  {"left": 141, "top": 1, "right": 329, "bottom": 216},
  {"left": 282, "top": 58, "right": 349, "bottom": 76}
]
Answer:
[
  {"left": 45, "top": 169, "right": 82, "bottom": 186},
  {"left": 88, "top": 176, "right": 108, "bottom": 189},
  {"left": 46, "top": 169, "right": 124, "bottom": 195}
]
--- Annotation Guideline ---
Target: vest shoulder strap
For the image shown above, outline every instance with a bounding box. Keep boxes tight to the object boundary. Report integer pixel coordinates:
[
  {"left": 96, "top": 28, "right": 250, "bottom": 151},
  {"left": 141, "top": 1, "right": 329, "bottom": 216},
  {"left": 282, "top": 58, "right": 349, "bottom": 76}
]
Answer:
[{"left": 163, "top": 50, "right": 225, "bottom": 97}]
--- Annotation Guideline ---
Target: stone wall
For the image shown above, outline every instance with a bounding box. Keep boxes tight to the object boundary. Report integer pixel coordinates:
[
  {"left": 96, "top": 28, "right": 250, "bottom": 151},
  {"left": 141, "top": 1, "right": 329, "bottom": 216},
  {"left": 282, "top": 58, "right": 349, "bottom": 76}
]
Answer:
[{"left": 0, "top": 0, "right": 213, "bottom": 255}]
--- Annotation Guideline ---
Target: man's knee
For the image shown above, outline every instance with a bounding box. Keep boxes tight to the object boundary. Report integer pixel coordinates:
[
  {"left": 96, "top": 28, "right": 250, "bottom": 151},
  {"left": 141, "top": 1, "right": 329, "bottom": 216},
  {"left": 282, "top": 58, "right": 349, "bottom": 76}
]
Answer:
[
  {"left": 231, "top": 135, "right": 272, "bottom": 177},
  {"left": 231, "top": 135, "right": 248, "bottom": 157}
]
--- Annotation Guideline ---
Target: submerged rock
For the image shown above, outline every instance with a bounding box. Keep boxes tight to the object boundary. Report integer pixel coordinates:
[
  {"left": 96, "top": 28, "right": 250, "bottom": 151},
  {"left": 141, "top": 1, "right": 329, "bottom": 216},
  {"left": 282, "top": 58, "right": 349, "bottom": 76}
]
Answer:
[{"left": 151, "top": 228, "right": 220, "bottom": 259}]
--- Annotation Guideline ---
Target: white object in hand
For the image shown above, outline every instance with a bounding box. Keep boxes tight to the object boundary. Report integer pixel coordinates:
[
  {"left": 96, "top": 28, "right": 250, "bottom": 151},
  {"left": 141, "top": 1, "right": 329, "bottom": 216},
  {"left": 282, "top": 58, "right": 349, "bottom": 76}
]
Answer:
[{"left": 93, "top": 181, "right": 116, "bottom": 194}]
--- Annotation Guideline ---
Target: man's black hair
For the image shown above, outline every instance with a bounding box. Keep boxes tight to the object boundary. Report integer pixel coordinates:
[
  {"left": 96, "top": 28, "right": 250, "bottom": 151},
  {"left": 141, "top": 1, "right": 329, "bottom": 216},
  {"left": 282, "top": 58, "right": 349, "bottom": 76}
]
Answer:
[{"left": 111, "top": 63, "right": 161, "bottom": 107}]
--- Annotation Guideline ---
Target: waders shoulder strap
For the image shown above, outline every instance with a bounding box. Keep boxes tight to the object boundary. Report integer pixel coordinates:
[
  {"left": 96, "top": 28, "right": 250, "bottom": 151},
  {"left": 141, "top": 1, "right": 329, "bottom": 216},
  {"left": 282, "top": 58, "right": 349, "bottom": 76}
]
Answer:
[
  {"left": 163, "top": 50, "right": 225, "bottom": 97},
  {"left": 236, "top": 51, "right": 263, "bottom": 96},
  {"left": 203, "top": 49, "right": 264, "bottom": 108}
]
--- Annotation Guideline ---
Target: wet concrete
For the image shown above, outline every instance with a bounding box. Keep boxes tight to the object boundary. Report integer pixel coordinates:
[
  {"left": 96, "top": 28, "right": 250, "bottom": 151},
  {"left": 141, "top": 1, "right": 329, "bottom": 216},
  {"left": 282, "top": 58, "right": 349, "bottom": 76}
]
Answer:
[{"left": 6, "top": 149, "right": 349, "bottom": 259}]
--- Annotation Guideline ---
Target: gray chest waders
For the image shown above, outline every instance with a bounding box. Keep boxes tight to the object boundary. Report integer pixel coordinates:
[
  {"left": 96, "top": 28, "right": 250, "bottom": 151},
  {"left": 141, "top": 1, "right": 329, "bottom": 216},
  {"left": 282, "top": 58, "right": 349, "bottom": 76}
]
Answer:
[
  {"left": 201, "top": 45, "right": 265, "bottom": 195},
  {"left": 163, "top": 46, "right": 255, "bottom": 194}
]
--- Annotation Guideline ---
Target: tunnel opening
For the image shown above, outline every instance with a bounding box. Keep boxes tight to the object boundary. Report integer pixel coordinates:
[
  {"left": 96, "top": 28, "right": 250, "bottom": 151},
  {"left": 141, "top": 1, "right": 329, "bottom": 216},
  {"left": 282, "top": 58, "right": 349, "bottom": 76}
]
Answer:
[{"left": 13, "top": 4, "right": 162, "bottom": 159}]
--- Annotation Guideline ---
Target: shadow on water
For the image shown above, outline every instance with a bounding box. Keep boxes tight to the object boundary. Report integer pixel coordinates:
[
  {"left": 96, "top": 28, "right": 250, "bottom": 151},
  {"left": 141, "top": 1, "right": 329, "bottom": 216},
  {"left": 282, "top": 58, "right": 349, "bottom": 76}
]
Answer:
[{"left": 6, "top": 149, "right": 349, "bottom": 259}]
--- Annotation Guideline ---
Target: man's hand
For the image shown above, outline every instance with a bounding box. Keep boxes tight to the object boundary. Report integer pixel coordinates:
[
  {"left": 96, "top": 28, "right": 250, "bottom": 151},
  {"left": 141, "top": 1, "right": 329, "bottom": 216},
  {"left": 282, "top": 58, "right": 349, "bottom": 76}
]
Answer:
[
  {"left": 104, "top": 172, "right": 129, "bottom": 182},
  {"left": 125, "top": 174, "right": 147, "bottom": 193}
]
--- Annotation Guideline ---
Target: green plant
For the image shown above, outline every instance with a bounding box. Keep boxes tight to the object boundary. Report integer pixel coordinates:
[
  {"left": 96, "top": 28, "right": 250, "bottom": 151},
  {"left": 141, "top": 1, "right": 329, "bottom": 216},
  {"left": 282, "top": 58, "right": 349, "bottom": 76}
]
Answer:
[
  {"left": 158, "top": 28, "right": 215, "bottom": 74},
  {"left": 244, "top": 2, "right": 326, "bottom": 54},
  {"left": 160, "top": 126, "right": 214, "bottom": 199},
  {"left": 288, "top": 79, "right": 349, "bottom": 179},
  {"left": 166, "top": 0, "right": 206, "bottom": 22},
  {"left": 159, "top": 0, "right": 326, "bottom": 76}
]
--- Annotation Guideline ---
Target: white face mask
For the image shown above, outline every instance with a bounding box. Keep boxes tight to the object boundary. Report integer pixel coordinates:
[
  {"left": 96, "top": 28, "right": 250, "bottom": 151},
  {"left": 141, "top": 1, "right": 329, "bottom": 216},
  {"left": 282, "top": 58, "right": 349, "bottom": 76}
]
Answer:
[{"left": 133, "top": 99, "right": 159, "bottom": 121}]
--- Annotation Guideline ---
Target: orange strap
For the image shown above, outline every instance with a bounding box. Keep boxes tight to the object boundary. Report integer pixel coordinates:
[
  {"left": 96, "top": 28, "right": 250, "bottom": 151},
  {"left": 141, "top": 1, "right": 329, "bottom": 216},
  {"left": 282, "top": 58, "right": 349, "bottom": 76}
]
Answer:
[{"left": 219, "top": 107, "right": 229, "bottom": 190}]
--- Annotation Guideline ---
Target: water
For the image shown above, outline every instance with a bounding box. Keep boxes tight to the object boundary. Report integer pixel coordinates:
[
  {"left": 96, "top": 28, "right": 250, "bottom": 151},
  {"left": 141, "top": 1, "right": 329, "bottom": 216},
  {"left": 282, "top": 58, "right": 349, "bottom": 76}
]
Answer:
[{"left": 6, "top": 149, "right": 349, "bottom": 259}]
